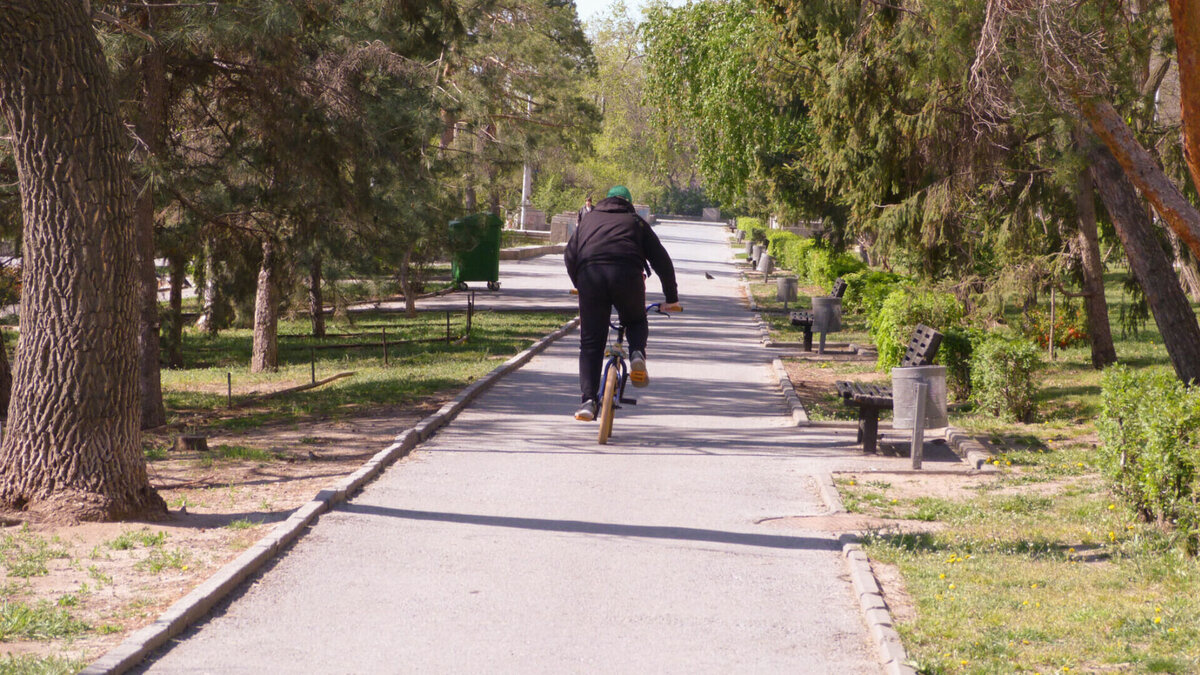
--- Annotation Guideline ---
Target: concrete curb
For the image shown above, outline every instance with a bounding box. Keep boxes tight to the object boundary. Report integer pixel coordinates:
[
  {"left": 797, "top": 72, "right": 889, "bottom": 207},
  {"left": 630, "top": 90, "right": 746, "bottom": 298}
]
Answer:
[
  {"left": 84, "top": 316, "right": 582, "bottom": 675},
  {"left": 945, "top": 426, "right": 996, "bottom": 471},
  {"left": 814, "top": 471, "right": 845, "bottom": 514},
  {"left": 839, "top": 534, "right": 918, "bottom": 675},
  {"left": 498, "top": 243, "right": 565, "bottom": 260},
  {"left": 809, "top": 473, "right": 913, "bottom": 675},
  {"left": 772, "top": 358, "right": 809, "bottom": 426}
]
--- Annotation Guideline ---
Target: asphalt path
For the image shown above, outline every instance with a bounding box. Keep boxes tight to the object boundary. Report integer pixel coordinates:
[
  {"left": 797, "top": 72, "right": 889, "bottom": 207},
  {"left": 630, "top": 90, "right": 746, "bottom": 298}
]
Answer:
[{"left": 138, "top": 218, "right": 882, "bottom": 673}]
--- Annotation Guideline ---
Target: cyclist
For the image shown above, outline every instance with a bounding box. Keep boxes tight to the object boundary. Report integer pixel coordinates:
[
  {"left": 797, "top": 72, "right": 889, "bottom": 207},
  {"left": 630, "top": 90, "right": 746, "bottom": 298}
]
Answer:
[{"left": 565, "top": 185, "right": 680, "bottom": 421}]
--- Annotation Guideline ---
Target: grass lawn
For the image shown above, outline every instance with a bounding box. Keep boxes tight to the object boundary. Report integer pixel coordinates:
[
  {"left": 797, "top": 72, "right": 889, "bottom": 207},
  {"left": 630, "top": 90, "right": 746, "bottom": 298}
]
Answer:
[
  {"left": 160, "top": 309, "right": 574, "bottom": 430},
  {"left": 736, "top": 238, "right": 1200, "bottom": 673}
]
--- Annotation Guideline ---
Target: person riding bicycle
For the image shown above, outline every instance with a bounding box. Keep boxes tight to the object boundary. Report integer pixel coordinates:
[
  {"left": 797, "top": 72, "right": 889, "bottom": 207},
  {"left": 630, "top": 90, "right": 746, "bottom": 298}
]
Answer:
[{"left": 565, "top": 185, "right": 680, "bottom": 421}]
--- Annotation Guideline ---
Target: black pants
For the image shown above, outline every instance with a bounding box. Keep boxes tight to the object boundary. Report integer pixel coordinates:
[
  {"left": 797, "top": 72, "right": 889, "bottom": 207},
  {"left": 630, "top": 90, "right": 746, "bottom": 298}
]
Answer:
[{"left": 576, "top": 263, "right": 647, "bottom": 403}]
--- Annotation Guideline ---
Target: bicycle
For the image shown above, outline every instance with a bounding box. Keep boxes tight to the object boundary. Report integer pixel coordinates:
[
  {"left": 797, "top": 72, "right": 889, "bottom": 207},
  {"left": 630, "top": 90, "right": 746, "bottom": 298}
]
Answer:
[{"left": 597, "top": 302, "right": 681, "bottom": 444}]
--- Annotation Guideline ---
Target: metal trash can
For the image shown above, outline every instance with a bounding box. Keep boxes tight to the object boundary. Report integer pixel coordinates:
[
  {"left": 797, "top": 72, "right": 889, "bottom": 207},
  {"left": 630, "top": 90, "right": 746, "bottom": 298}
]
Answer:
[
  {"left": 751, "top": 243, "right": 763, "bottom": 265},
  {"left": 757, "top": 253, "right": 774, "bottom": 275},
  {"left": 745, "top": 241, "right": 755, "bottom": 258},
  {"left": 777, "top": 277, "right": 798, "bottom": 302},
  {"left": 449, "top": 213, "right": 502, "bottom": 291},
  {"left": 892, "top": 365, "right": 948, "bottom": 429},
  {"left": 811, "top": 296, "right": 842, "bottom": 333}
]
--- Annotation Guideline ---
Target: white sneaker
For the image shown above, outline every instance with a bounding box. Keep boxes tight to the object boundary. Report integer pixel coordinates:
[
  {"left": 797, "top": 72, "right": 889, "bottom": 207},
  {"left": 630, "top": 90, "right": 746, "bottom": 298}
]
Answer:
[
  {"left": 630, "top": 351, "right": 648, "bottom": 387},
  {"left": 574, "top": 399, "right": 598, "bottom": 421}
]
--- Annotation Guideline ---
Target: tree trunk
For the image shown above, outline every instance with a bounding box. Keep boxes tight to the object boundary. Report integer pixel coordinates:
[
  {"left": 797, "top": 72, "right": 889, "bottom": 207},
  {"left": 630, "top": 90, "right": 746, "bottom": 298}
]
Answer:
[
  {"left": 1166, "top": 227, "right": 1200, "bottom": 302},
  {"left": 1080, "top": 98, "right": 1200, "bottom": 260},
  {"left": 133, "top": 41, "right": 167, "bottom": 429},
  {"left": 199, "top": 237, "right": 219, "bottom": 336},
  {"left": 251, "top": 239, "right": 279, "bottom": 373},
  {"left": 1089, "top": 141, "right": 1200, "bottom": 384},
  {"left": 309, "top": 252, "right": 325, "bottom": 338},
  {"left": 0, "top": 1, "right": 166, "bottom": 521},
  {"left": 0, "top": 339, "right": 11, "bottom": 417},
  {"left": 1168, "top": 0, "right": 1200, "bottom": 196},
  {"left": 166, "top": 253, "right": 185, "bottom": 368},
  {"left": 1072, "top": 167, "right": 1118, "bottom": 369},
  {"left": 400, "top": 247, "right": 418, "bottom": 318}
]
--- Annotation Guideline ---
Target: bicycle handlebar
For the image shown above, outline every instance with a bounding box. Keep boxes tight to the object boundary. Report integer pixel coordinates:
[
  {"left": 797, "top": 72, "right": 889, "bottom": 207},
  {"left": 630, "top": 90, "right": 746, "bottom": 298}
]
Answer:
[{"left": 647, "top": 302, "right": 683, "bottom": 315}]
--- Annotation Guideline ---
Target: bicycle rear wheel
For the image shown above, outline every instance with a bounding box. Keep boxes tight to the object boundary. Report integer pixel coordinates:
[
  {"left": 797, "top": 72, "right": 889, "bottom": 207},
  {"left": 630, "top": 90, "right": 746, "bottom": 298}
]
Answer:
[{"left": 597, "top": 366, "right": 619, "bottom": 444}]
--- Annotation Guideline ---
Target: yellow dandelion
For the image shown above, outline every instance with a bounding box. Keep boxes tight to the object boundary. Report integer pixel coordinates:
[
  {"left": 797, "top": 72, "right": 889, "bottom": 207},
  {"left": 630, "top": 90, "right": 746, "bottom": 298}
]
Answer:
[
  {"left": 1068, "top": 547, "right": 1076, "bottom": 553},
  {"left": 949, "top": 583, "right": 957, "bottom": 590},
  {"left": 1156, "top": 606, "right": 1162, "bottom": 613},
  {"left": 1108, "top": 531, "right": 1116, "bottom": 541},
  {"left": 939, "top": 573, "right": 946, "bottom": 579},
  {"left": 1155, "top": 617, "right": 1163, "bottom": 624},
  {"left": 1031, "top": 583, "right": 1038, "bottom": 589},
  {"left": 1108, "top": 504, "right": 1116, "bottom": 510},
  {"left": 1023, "top": 600, "right": 1029, "bottom": 606},
  {"left": 1022, "top": 639, "right": 1030, "bottom": 645}
]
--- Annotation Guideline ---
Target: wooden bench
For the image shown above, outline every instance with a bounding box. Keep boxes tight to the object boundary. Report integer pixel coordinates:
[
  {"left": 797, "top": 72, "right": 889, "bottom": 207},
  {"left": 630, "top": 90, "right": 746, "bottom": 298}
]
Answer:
[
  {"left": 834, "top": 324, "right": 942, "bottom": 453},
  {"left": 788, "top": 278, "right": 847, "bottom": 351}
]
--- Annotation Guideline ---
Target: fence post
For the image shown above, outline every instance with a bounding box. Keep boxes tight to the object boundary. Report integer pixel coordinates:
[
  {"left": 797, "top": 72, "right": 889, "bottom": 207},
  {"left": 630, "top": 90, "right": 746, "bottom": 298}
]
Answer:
[{"left": 911, "top": 381, "right": 928, "bottom": 470}]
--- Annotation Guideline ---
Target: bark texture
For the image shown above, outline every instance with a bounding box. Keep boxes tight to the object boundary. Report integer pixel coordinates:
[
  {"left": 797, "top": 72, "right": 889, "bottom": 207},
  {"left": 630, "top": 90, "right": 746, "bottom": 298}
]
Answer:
[
  {"left": 199, "top": 237, "right": 219, "bottom": 336},
  {"left": 1169, "top": 0, "right": 1200, "bottom": 196},
  {"left": 1080, "top": 98, "right": 1200, "bottom": 260},
  {"left": 1072, "top": 168, "right": 1118, "bottom": 369},
  {"left": 133, "top": 41, "right": 166, "bottom": 429},
  {"left": 166, "top": 254, "right": 185, "bottom": 368},
  {"left": 0, "top": 341, "right": 11, "bottom": 416},
  {"left": 0, "top": 1, "right": 166, "bottom": 520},
  {"left": 1089, "top": 142, "right": 1200, "bottom": 384},
  {"left": 1167, "top": 227, "right": 1200, "bottom": 302},
  {"left": 309, "top": 253, "right": 325, "bottom": 338},
  {"left": 251, "top": 239, "right": 279, "bottom": 372}
]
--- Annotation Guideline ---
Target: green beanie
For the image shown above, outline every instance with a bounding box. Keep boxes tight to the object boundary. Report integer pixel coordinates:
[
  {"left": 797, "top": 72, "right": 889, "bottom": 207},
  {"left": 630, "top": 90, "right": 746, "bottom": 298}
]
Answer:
[{"left": 606, "top": 185, "right": 633, "bottom": 203}]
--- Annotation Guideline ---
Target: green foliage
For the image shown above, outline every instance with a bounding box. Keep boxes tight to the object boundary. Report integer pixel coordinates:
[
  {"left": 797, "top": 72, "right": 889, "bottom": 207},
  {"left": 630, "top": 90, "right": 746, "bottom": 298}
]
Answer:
[
  {"left": 806, "top": 247, "right": 865, "bottom": 289},
  {"left": 1, "top": 528, "right": 69, "bottom": 579},
  {"left": 107, "top": 530, "right": 167, "bottom": 551},
  {"left": 736, "top": 217, "right": 768, "bottom": 243},
  {"left": 1098, "top": 367, "right": 1200, "bottom": 554},
  {"left": 971, "top": 334, "right": 1042, "bottom": 422},
  {"left": 0, "top": 654, "right": 86, "bottom": 675},
  {"left": 0, "top": 602, "right": 88, "bottom": 641},
  {"left": 1023, "top": 303, "right": 1090, "bottom": 349},
  {"left": 940, "top": 327, "right": 976, "bottom": 402},
  {"left": 767, "top": 231, "right": 812, "bottom": 277},
  {"left": 842, "top": 270, "right": 908, "bottom": 316},
  {"left": 870, "top": 287, "right": 965, "bottom": 371}
]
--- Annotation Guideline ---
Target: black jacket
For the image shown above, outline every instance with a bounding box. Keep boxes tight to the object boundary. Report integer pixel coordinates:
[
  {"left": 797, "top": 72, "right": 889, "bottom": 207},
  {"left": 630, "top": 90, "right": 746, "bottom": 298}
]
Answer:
[{"left": 564, "top": 197, "right": 679, "bottom": 304}]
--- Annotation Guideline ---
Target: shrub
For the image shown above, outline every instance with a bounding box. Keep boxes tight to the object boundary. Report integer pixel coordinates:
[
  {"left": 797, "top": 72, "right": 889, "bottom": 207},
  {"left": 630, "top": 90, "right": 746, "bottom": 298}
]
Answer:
[
  {"left": 805, "top": 248, "right": 865, "bottom": 289},
  {"left": 1023, "top": 303, "right": 1089, "bottom": 349},
  {"left": 1097, "top": 367, "right": 1200, "bottom": 553},
  {"left": 870, "top": 287, "right": 965, "bottom": 371},
  {"left": 970, "top": 334, "right": 1041, "bottom": 422},
  {"left": 766, "top": 231, "right": 813, "bottom": 277},
  {"left": 940, "top": 327, "right": 975, "bottom": 402},
  {"left": 842, "top": 270, "right": 907, "bottom": 316},
  {"left": 736, "top": 217, "right": 768, "bottom": 243}
]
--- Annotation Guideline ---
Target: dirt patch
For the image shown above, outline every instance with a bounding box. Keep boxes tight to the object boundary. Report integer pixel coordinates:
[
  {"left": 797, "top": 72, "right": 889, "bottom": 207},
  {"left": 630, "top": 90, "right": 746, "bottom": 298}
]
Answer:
[
  {"left": 0, "top": 401, "right": 445, "bottom": 665},
  {"left": 757, "top": 513, "right": 943, "bottom": 535},
  {"left": 870, "top": 560, "right": 916, "bottom": 624},
  {"left": 782, "top": 359, "right": 883, "bottom": 417},
  {"left": 837, "top": 470, "right": 1078, "bottom": 501}
]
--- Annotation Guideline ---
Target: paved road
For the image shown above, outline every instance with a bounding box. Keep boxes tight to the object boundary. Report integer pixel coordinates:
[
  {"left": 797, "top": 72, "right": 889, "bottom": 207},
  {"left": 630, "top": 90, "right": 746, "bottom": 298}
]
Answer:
[{"left": 140, "top": 218, "right": 882, "bottom": 673}]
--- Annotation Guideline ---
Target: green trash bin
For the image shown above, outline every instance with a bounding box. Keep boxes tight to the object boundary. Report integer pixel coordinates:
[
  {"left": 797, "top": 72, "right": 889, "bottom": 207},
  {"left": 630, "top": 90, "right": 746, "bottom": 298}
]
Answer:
[{"left": 448, "top": 213, "right": 502, "bottom": 291}]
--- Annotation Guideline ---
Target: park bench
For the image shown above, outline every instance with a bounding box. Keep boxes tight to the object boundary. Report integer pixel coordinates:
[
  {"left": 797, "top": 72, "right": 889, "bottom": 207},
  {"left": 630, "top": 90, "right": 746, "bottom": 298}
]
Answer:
[
  {"left": 834, "top": 324, "right": 943, "bottom": 453},
  {"left": 788, "top": 277, "right": 847, "bottom": 351}
]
